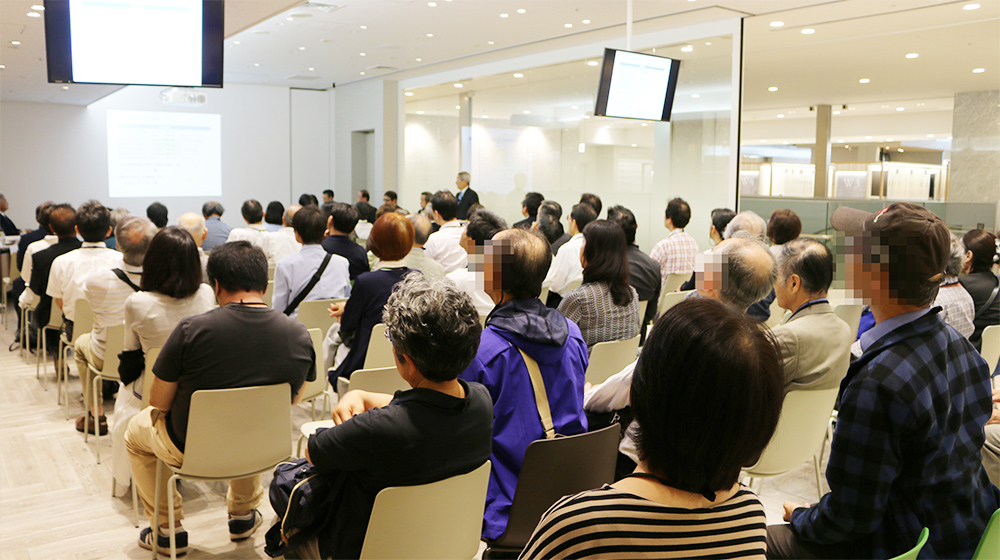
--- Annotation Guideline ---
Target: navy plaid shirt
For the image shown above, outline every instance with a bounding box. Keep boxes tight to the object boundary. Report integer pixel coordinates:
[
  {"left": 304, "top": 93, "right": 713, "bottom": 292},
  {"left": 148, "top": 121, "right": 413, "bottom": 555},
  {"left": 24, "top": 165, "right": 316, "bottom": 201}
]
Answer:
[{"left": 790, "top": 307, "right": 999, "bottom": 558}]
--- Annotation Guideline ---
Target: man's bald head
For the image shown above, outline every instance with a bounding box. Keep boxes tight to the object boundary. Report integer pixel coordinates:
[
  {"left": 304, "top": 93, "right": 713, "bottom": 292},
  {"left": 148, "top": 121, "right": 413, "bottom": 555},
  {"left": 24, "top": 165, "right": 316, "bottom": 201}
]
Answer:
[
  {"left": 488, "top": 228, "right": 552, "bottom": 300},
  {"left": 283, "top": 205, "right": 301, "bottom": 227},
  {"left": 407, "top": 213, "right": 433, "bottom": 246},
  {"left": 116, "top": 215, "right": 157, "bottom": 266},
  {"left": 724, "top": 211, "right": 768, "bottom": 240},
  {"left": 699, "top": 237, "right": 777, "bottom": 311},
  {"left": 177, "top": 212, "right": 206, "bottom": 247}
]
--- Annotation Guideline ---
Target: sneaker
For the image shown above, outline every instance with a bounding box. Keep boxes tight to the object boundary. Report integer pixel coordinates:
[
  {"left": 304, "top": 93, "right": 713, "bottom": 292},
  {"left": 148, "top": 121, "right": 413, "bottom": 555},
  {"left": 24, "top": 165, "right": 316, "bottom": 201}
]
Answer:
[
  {"left": 138, "top": 526, "right": 188, "bottom": 556},
  {"left": 228, "top": 509, "right": 263, "bottom": 541}
]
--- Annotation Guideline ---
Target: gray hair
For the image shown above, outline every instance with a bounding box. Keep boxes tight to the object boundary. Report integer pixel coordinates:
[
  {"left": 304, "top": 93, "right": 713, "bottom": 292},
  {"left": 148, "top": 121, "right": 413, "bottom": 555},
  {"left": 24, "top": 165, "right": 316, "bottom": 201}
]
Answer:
[
  {"left": 176, "top": 212, "right": 205, "bottom": 241},
  {"left": 944, "top": 233, "right": 965, "bottom": 278},
  {"left": 716, "top": 237, "right": 777, "bottom": 311},
  {"left": 776, "top": 238, "right": 833, "bottom": 294},
  {"left": 457, "top": 171, "right": 471, "bottom": 184},
  {"left": 724, "top": 211, "right": 768, "bottom": 240},
  {"left": 109, "top": 207, "right": 130, "bottom": 229},
  {"left": 407, "top": 213, "right": 433, "bottom": 245},
  {"left": 115, "top": 215, "right": 157, "bottom": 266},
  {"left": 382, "top": 273, "right": 482, "bottom": 382},
  {"left": 201, "top": 201, "right": 224, "bottom": 218},
  {"left": 283, "top": 204, "right": 301, "bottom": 227}
]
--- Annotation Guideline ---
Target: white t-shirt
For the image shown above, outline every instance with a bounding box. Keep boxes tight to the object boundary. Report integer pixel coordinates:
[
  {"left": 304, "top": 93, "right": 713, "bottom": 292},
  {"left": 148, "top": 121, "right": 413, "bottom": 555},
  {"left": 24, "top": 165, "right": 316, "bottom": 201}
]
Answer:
[
  {"left": 424, "top": 220, "right": 468, "bottom": 274},
  {"left": 124, "top": 285, "right": 217, "bottom": 354},
  {"left": 46, "top": 242, "right": 123, "bottom": 321},
  {"left": 543, "top": 233, "right": 584, "bottom": 296}
]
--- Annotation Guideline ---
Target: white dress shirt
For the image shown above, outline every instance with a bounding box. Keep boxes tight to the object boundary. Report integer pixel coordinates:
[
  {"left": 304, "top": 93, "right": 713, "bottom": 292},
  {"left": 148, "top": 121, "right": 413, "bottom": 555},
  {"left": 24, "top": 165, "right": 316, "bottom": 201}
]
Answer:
[
  {"left": 424, "top": 220, "right": 468, "bottom": 274},
  {"left": 542, "top": 233, "right": 584, "bottom": 296},
  {"left": 82, "top": 263, "right": 143, "bottom": 362},
  {"left": 446, "top": 267, "right": 496, "bottom": 315},
  {"left": 47, "top": 242, "right": 124, "bottom": 321},
  {"left": 266, "top": 227, "right": 302, "bottom": 266},
  {"left": 20, "top": 234, "right": 57, "bottom": 285},
  {"left": 273, "top": 244, "right": 351, "bottom": 318},
  {"left": 584, "top": 360, "right": 639, "bottom": 462},
  {"left": 226, "top": 223, "right": 270, "bottom": 252}
]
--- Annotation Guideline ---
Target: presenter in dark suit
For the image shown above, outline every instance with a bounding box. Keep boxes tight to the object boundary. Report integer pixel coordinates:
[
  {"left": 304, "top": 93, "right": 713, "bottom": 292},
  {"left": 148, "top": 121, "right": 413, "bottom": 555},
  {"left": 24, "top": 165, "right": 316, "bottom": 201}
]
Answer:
[
  {"left": 0, "top": 194, "right": 18, "bottom": 235},
  {"left": 455, "top": 171, "right": 479, "bottom": 220}
]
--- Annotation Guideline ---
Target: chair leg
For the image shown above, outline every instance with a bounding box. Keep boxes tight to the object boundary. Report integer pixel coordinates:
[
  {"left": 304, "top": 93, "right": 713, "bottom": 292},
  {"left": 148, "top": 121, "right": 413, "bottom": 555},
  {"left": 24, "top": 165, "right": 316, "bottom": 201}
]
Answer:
[
  {"left": 132, "top": 476, "right": 140, "bottom": 528},
  {"left": 152, "top": 462, "right": 161, "bottom": 560},
  {"left": 37, "top": 327, "right": 44, "bottom": 380},
  {"left": 168, "top": 473, "right": 178, "bottom": 560},
  {"left": 297, "top": 434, "right": 305, "bottom": 458},
  {"left": 813, "top": 454, "right": 824, "bottom": 500},
  {"left": 93, "top": 374, "right": 103, "bottom": 464}
]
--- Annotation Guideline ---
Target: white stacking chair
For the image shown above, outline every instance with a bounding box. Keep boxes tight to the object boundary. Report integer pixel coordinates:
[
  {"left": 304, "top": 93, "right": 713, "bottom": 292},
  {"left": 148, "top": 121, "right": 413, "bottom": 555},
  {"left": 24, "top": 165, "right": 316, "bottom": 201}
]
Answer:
[
  {"left": 1, "top": 250, "right": 17, "bottom": 329},
  {"left": 363, "top": 323, "right": 395, "bottom": 369},
  {"left": 152, "top": 384, "right": 291, "bottom": 560},
  {"left": 564, "top": 278, "right": 583, "bottom": 294},
  {"left": 267, "top": 265, "right": 276, "bottom": 281},
  {"left": 585, "top": 335, "right": 641, "bottom": 386},
  {"left": 655, "top": 289, "right": 693, "bottom": 319},
  {"left": 766, "top": 298, "right": 787, "bottom": 328},
  {"left": 661, "top": 272, "right": 690, "bottom": 295},
  {"left": 359, "top": 461, "right": 492, "bottom": 560},
  {"left": 980, "top": 325, "right": 999, "bottom": 390},
  {"left": 834, "top": 303, "right": 863, "bottom": 337},
  {"left": 262, "top": 280, "right": 274, "bottom": 307},
  {"left": 636, "top": 300, "right": 649, "bottom": 331},
  {"left": 538, "top": 287, "right": 549, "bottom": 304},
  {"left": 296, "top": 297, "right": 347, "bottom": 335},
  {"left": 59, "top": 298, "right": 93, "bottom": 417},
  {"left": 38, "top": 303, "right": 63, "bottom": 383},
  {"left": 86, "top": 323, "right": 125, "bottom": 464},
  {"left": 297, "top": 328, "right": 331, "bottom": 421}
]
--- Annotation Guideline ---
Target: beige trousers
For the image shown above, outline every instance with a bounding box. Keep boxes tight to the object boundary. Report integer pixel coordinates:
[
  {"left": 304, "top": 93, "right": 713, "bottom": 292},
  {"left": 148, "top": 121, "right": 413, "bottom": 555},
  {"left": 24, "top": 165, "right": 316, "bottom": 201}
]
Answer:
[
  {"left": 74, "top": 333, "right": 103, "bottom": 415},
  {"left": 124, "top": 406, "right": 264, "bottom": 527},
  {"left": 984, "top": 424, "right": 1000, "bottom": 488}
]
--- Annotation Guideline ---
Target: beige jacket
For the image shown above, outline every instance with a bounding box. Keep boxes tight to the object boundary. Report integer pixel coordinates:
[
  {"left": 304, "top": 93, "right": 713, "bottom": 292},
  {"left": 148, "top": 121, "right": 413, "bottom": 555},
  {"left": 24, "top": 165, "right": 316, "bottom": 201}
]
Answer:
[{"left": 770, "top": 301, "right": 853, "bottom": 394}]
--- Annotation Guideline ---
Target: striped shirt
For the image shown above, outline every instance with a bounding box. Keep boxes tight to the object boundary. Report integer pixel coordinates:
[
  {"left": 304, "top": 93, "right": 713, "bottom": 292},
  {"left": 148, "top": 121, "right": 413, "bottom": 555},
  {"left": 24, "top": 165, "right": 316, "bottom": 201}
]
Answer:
[{"left": 520, "top": 485, "right": 766, "bottom": 559}]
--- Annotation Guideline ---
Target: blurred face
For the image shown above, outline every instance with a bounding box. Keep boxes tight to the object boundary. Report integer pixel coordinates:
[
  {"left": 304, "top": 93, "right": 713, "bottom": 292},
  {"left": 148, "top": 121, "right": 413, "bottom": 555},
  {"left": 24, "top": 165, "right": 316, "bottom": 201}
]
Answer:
[
  {"left": 383, "top": 195, "right": 392, "bottom": 205},
  {"left": 456, "top": 175, "right": 468, "bottom": 190},
  {"left": 420, "top": 194, "right": 428, "bottom": 208},
  {"left": 845, "top": 236, "right": 879, "bottom": 303},
  {"left": 0, "top": 197, "right": 7, "bottom": 212},
  {"left": 323, "top": 193, "right": 333, "bottom": 203}
]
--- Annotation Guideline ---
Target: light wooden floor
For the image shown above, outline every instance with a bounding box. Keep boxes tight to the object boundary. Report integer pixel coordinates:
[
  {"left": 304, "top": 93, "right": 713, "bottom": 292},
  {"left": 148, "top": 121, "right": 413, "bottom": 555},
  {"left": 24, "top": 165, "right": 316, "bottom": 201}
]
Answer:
[{"left": 0, "top": 303, "right": 825, "bottom": 559}]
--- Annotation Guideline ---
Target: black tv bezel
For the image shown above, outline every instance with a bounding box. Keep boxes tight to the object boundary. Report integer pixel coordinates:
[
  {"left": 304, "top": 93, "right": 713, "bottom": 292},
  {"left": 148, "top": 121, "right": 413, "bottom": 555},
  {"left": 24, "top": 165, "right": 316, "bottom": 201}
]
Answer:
[
  {"left": 44, "top": 0, "right": 224, "bottom": 88},
  {"left": 594, "top": 47, "right": 681, "bottom": 122}
]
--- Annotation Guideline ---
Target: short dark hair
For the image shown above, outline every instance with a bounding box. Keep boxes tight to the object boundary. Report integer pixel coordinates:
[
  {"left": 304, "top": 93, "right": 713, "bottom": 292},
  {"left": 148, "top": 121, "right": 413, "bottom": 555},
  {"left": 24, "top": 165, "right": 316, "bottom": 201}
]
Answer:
[
  {"left": 241, "top": 199, "right": 263, "bottom": 223},
  {"left": 493, "top": 228, "right": 552, "bottom": 299},
  {"left": 369, "top": 212, "right": 414, "bottom": 261},
  {"left": 777, "top": 238, "right": 833, "bottom": 294},
  {"left": 146, "top": 202, "right": 168, "bottom": 229},
  {"left": 963, "top": 229, "right": 999, "bottom": 274},
  {"left": 383, "top": 274, "right": 482, "bottom": 383},
  {"left": 330, "top": 202, "right": 360, "bottom": 234},
  {"left": 711, "top": 208, "right": 737, "bottom": 237},
  {"left": 466, "top": 209, "right": 507, "bottom": 246},
  {"left": 48, "top": 204, "right": 77, "bottom": 237},
  {"left": 384, "top": 190, "right": 398, "bottom": 202},
  {"left": 202, "top": 201, "right": 224, "bottom": 218},
  {"left": 767, "top": 209, "right": 802, "bottom": 246},
  {"left": 430, "top": 190, "right": 458, "bottom": 221},
  {"left": 570, "top": 203, "right": 598, "bottom": 232},
  {"left": 36, "top": 201, "right": 54, "bottom": 228},
  {"left": 76, "top": 200, "right": 111, "bottom": 242},
  {"left": 607, "top": 205, "right": 638, "bottom": 245},
  {"left": 298, "top": 193, "right": 319, "bottom": 206},
  {"left": 521, "top": 192, "right": 545, "bottom": 217},
  {"left": 420, "top": 191, "right": 433, "bottom": 202},
  {"left": 207, "top": 241, "right": 268, "bottom": 293},
  {"left": 579, "top": 193, "right": 602, "bottom": 216},
  {"left": 141, "top": 227, "right": 203, "bottom": 299},
  {"left": 265, "top": 201, "right": 285, "bottom": 225},
  {"left": 665, "top": 198, "right": 691, "bottom": 229},
  {"left": 292, "top": 205, "right": 327, "bottom": 245},
  {"left": 322, "top": 189, "right": 334, "bottom": 198},
  {"left": 358, "top": 190, "right": 370, "bottom": 201},
  {"left": 354, "top": 201, "right": 375, "bottom": 224},
  {"left": 582, "top": 220, "right": 632, "bottom": 306},
  {"left": 633, "top": 298, "right": 783, "bottom": 495}
]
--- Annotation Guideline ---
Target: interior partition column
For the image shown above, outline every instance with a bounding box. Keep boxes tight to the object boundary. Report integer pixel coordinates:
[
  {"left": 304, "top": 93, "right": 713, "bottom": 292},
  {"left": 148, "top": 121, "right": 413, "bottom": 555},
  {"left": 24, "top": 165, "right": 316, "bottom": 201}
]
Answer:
[{"left": 813, "top": 104, "right": 832, "bottom": 198}]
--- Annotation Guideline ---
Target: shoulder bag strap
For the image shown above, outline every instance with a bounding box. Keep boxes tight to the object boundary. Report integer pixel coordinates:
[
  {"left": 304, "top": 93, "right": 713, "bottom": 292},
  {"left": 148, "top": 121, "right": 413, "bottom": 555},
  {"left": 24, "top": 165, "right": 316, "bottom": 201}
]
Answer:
[
  {"left": 284, "top": 254, "right": 332, "bottom": 316},
  {"left": 112, "top": 268, "right": 141, "bottom": 292},
  {"left": 517, "top": 347, "right": 556, "bottom": 439},
  {"left": 974, "top": 277, "right": 999, "bottom": 320}
]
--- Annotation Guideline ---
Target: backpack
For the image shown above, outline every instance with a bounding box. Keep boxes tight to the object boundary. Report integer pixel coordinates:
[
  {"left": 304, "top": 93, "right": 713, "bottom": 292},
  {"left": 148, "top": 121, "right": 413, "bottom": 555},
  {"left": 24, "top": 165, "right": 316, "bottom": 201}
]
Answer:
[{"left": 263, "top": 458, "right": 345, "bottom": 558}]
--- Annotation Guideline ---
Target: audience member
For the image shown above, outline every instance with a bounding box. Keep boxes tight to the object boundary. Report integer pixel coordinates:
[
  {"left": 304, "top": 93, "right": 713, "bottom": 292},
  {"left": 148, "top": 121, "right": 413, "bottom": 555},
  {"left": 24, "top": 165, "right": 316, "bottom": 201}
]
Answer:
[
  {"left": 375, "top": 203, "right": 397, "bottom": 220},
  {"left": 523, "top": 298, "right": 783, "bottom": 559},
  {"left": 534, "top": 200, "right": 570, "bottom": 255},
  {"left": 298, "top": 193, "right": 319, "bottom": 207},
  {"left": 709, "top": 207, "right": 737, "bottom": 246},
  {"left": 382, "top": 190, "right": 398, "bottom": 206},
  {"left": 959, "top": 228, "right": 1000, "bottom": 351},
  {"left": 0, "top": 193, "right": 16, "bottom": 235},
  {"left": 514, "top": 192, "right": 544, "bottom": 229},
  {"left": 767, "top": 203, "right": 999, "bottom": 559},
  {"left": 322, "top": 202, "right": 370, "bottom": 280},
  {"left": 328, "top": 213, "right": 414, "bottom": 382},
  {"left": 984, "top": 387, "right": 1000, "bottom": 488},
  {"left": 455, "top": 171, "right": 479, "bottom": 220},
  {"left": 226, "top": 199, "right": 269, "bottom": 251},
  {"left": 460, "top": 227, "right": 588, "bottom": 540},
  {"left": 106, "top": 207, "right": 130, "bottom": 249},
  {"left": 125, "top": 241, "right": 314, "bottom": 555},
  {"left": 201, "top": 201, "right": 231, "bottom": 252},
  {"left": 724, "top": 210, "right": 768, "bottom": 240},
  {"left": 771, "top": 239, "right": 852, "bottom": 393},
  {"left": 28, "top": 204, "right": 80, "bottom": 351},
  {"left": 607, "top": 205, "right": 661, "bottom": 342},
  {"left": 110, "top": 227, "right": 215, "bottom": 496},
  {"left": 650, "top": 197, "right": 697, "bottom": 284},
  {"left": 401, "top": 214, "right": 445, "bottom": 281},
  {"left": 356, "top": 191, "right": 377, "bottom": 223},
  {"left": 417, "top": 191, "right": 433, "bottom": 216},
  {"left": 264, "top": 201, "right": 285, "bottom": 232},
  {"left": 767, "top": 209, "right": 802, "bottom": 259},
  {"left": 288, "top": 274, "right": 493, "bottom": 559},
  {"left": 446, "top": 209, "right": 506, "bottom": 315},
  {"left": 176, "top": 212, "right": 210, "bottom": 283},
  {"left": 558, "top": 220, "right": 639, "bottom": 349},
  {"left": 542, "top": 202, "right": 597, "bottom": 305},
  {"left": 75, "top": 215, "right": 156, "bottom": 435},
  {"left": 146, "top": 202, "right": 168, "bottom": 229},
  {"left": 579, "top": 193, "right": 602, "bottom": 216},
  {"left": 273, "top": 206, "right": 351, "bottom": 318},
  {"left": 934, "top": 233, "right": 975, "bottom": 338},
  {"left": 11, "top": 201, "right": 52, "bottom": 345},
  {"left": 322, "top": 189, "right": 334, "bottom": 204},
  {"left": 424, "top": 191, "right": 468, "bottom": 273},
  {"left": 266, "top": 205, "right": 302, "bottom": 266}
]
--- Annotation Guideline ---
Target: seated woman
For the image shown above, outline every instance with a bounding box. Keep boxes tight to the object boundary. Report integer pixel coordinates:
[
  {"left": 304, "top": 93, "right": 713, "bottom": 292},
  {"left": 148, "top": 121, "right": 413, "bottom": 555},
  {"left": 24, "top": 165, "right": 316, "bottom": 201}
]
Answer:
[
  {"left": 110, "top": 227, "right": 215, "bottom": 496},
  {"left": 292, "top": 274, "right": 494, "bottom": 559},
  {"left": 329, "top": 212, "right": 414, "bottom": 382},
  {"left": 958, "top": 228, "right": 1000, "bottom": 351},
  {"left": 557, "top": 219, "right": 639, "bottom": 349},
  {"left": 521, "top": 298, "right": 784, "bottom": 559}
]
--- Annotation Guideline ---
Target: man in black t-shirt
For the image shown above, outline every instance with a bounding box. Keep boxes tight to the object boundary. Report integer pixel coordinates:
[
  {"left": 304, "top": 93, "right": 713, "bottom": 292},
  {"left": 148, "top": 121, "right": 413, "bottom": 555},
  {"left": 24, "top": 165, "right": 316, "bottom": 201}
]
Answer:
[{"left": 125, "top": 241, "right": 315, "bottom": 556}]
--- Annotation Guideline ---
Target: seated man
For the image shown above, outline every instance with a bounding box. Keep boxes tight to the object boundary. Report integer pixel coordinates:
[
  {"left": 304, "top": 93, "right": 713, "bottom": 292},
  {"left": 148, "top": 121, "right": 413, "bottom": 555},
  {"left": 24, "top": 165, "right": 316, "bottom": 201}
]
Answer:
[
  {"left": 266, "top": 205, "right": 302, "bottom": 266},
  {"left": 322, "top": 202, "right": 370, "bottom": 280},
  {"left": 446, "top": 209, "right": 507, "bottom": 315},
  {"left": 460, "top": 228, "right": 589, "bottom": 541},
  {"left": 273, "top": 205, "right": 350, "bottom": 318},
  {"left": 287, "top": 274, "right": 494, "bottom": 559},
  {"left": 225, "top": 199, "right": 269, "bottom": 251},
  {"left": 125, "top": 241, "right": 315, "bottom": 555},
  {"left": 767, "top": 203, "right": 999, "bottom": 559},
  {"left": 650, "top": 197, "right": 698, "bottom": 285},
  {"left": 423, "top": 190, "right": 467, "bottom": 273},
  {"left": 200, "top": 201, "right": 231, "bottom": 252},
  {"left": 771, "top": 238, "right": 853, "bottom": 393},
  {"left": 401, "top": 213, "right": 445, "bottom": 281},
  {"left": 29, "top": 204, "right": 81, "bottom": 350},
  {"left": 176, "top": 212, "right": 210, "bottom": 283}
]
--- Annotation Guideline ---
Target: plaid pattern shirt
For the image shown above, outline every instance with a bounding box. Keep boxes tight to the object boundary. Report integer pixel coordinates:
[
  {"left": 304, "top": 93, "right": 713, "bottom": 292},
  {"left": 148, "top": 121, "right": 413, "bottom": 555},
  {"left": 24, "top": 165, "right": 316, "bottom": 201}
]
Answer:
[
  {"left": 790, "top": 307, "right": 999, "bottom": 558},
  {"left": 933, "top": 278, "right": 976, "bottom": 339},
  {"left": 650, "top": 229, "right": 698, "bottom": 282}
]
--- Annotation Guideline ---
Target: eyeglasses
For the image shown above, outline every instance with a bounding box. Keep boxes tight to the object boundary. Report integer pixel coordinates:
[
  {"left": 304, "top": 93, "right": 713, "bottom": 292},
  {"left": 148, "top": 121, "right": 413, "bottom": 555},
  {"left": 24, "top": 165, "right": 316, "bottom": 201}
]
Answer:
[{"left": 383, "top": 326, "right": 393, "bottom": 345}]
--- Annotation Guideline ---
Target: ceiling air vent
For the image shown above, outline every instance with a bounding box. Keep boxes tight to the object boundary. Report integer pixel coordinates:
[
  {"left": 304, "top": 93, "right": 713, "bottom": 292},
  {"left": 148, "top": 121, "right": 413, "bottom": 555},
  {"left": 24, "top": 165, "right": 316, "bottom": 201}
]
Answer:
[
  {"left": 366, "top": 65, "right": 398, "bottom": 72},
  {"left": 300, "top": 2, "right": 344, "bottom": 13},
  {"left": 286, "top": 74, "right": 321, "bottom": 80}
]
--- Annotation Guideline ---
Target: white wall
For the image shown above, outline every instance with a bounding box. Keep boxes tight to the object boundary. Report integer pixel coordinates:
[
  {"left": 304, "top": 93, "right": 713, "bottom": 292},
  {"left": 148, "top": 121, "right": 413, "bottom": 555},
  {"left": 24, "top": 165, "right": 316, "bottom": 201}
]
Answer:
[
  {"left": 291, "top": 88, "right": 332, "bottom": 200},
  {"left": 333, "top": 79, "right": 398, "bottom": 203}
]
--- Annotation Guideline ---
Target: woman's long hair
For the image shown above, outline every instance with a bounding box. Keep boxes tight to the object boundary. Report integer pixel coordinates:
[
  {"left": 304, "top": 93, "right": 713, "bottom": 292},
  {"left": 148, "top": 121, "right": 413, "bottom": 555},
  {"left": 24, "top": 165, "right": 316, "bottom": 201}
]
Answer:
[{"left": 582, "top": 220, "right": 632, "bottom": 307}]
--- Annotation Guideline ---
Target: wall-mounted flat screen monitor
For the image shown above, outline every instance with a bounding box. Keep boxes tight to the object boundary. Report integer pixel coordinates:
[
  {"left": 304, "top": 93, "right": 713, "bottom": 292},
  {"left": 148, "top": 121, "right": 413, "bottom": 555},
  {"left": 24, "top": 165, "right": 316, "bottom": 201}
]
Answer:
[
  {"left": 44, "top": 0, "right": 224, "bottom": 87},
  {"left": 594, "top": 48, "right": 680, "bottom": 121}
]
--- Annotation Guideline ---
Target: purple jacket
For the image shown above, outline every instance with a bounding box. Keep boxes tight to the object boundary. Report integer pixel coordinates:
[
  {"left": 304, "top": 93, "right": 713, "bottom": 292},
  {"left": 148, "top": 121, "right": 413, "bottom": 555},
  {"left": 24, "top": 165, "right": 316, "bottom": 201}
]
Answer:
[{"left": 459, "top": 298, "right": 589, "bottom": 540}]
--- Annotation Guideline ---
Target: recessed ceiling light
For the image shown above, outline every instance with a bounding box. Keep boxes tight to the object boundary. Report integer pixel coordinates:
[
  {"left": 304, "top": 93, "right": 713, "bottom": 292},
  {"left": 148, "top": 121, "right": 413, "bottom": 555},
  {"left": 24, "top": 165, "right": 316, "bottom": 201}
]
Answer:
[
  {"left": 308, "top": 67, "right": 315, "bottom": 71},
  {"left": 487, "top": 41, "right": 494, "bottom": 45},
  {"left": 415, "top": 58, "right": 422, "bottom": 62},
  {"left": 564, "top": 23, "right": 573, "bottom": 28},
  {"left": 517, "top": 9, "right": 526, "bottom": 14},
  {"left": 705, "top": 41, "right": 712, "bottom": 45},
  {"left": 905, "top": 53, "right": 919, "bottom": 59},
  {"left": 500, "top": 13, "right": 508, "bottom": 18},
  {"left": 453, "top": 83, "right": 463, "bottom": 88},
  {"left": 582, "top": 19, "right": 591, "bottom": 24},
  {"left": 896, "top": 107, "right": 905, "bottom": 111},
  {"left": 298, "top": 46, "right": 306, "bottom": 50},
  {"left": 859, "top": 78, "right": 871, "bottom": 83},
  {"left": 680, "top": 45, "right": 693, "bottom": 52},
  {"left": 428, "top": 1, "right": 437, "bottom": 6},
  {"left": 426, "top": 33, "right": 434, "bottom": 37},
  {"left": 523, "top": 110, "right": 531, "bottom": 114},
  {"left": 455, "top": 105, "right": 460, "bottom": 109},
  {"left": 631, "top": 144, "right": 637, "bottom": 147},
  {"left": 416, "top": 111, "right": 425, "bottom": 114},
  {"left": 769, "top": 21, "right": 784, "bottom": 28},
  {"left": 253, "top": 62, "right": 260, "bottom": 67},
  {"left": 481, "top": 115, "right": 489, "bottom": 119},
  {"left": 62, "top": 85, "right": 69, "bottom": 90},
  {"left": 571, "top": 105, "right": 579, "bottom": 109},
  {"left": 513, "top": 73, "right": 523, "bottom": 78},
  {"left": 0, "top": 64, "right": 5, "bottom": 70},
  {"left": 973, "top": 67, "right": 986, "bottom": 73},
  {"left": 405, "top": 91, "right": 414, "bottom": 96},
  {"left": 11, "top": 41, "right": 21, "bottom": 45},
  {"left": 286, "top": 17, "right": 294, "bottom": 21},
  {"left": 865, "top": 136, "right": 872, "bottom": 140},
  {"left": 233, "top": 41, "right": 240, "bottom": 45},
  {"left": 927, "top": 134, "right": 935, "bottom": 138},
  {"left": 801, "top": 28, "right": 816, "bottom": 35},
  {"left": 587, "top": 60, "right": 599, "bottom": 66},
  {"left": 833, "top": 110, "right": 843, "bottom": 115},
  {"left": 360, "top": 25, "right": 367, "bottom": 29},
  {"left": 777, "top": 113, "right": 784, "bottom": 118},
  {"left": 963, "top": 3, "right": 981, "bottom": 9},
  {"left": 898, "top": 148, "right": 904, "bottom": 153},
  {"left": 360, "top": 71, "right": 365, "bottom": 75},
  {"left": 886, "top": 138, "right": 894, "bottom": 141},
  {"left": 691, "top": 93, "right": 700, "bottom": 98},
  {"left": 27, "top": 12, "right": 41, "bottom": 18},
  {"left": 767, "top": 86, "right": 778, "bottom": 91},
  {"left": 31, "top": 4, "right": 44, "bottom": 10},
  {"left": 760, "top": 139, "right": 768, "bottom": 143}
]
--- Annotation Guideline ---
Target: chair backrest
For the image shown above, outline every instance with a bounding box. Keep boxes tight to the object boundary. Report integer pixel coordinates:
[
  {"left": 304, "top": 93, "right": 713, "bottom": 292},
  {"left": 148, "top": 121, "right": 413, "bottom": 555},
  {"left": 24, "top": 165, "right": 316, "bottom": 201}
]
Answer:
[
  {"left": 297, "top": 328, "right": 328, "bottom": 402},
  {"left": 46, "top": 301, "right": 64, "bottom": 329},
  {"left": 100, "top": 323, "right": 126, "bottom": 380},
  {"left": 263, "top": 281, "right": 274, "bottom": 307},
  {"left": 765, "top": 297, "right": 787, "bottom": 328},
  {"left": 72, "top": 298, "right": 94, "bottom": 344},
  {"left": 656, "top": 290, "right": 693, "bottom": 318},
  {"left": 538, "top": 287, "right": 549, "bottom": 304},
  {"left": 637, "top": 300, "right": 649, "bottom": 327},
  {"left": 364, "top": 323, "right": 395, "bottom": 369},
  {"left": 267, "top": 265, "right": 276, "bottom": 281},
  {"left": 743, "top": 387, "right": 839, "bottom": 477},
  {"left": 585, "top": 335, "right": 640, "bottom": 386},
  {"left": 296, "top": 298, "right": 346, "bottom": 334},
  {"left": 662, "top": 272, "right": 689, "bottom": 294},
  {"left": 348, "top": 366, "right": 408, "bottom": 394},
  {"left": 492, "top": 425, "right": 620, "bottom": 548},
  {"left": 890, "top": 527, "right": 929, "bottom": 560},
  {"left": 980, "top": 325, "right": 999, "bottom": 374},
  {"left": 140, "top": 347, "right": 160, "bottom": 409},
  {"left": 8, "top": 250, "right": 19, "bottom": 279},
  {"left": 360, "top": 461, "right": 492, "bottom": 560},
  {"left": 564, "top": 278, "right": 582, "bottom": 294},
  {"left": 973, "top": 508, "right": 1000, "bottom": 559},
  {"left": 180, "top": 384, "right": 291, "bottom": 478},
  {"left": 834, "top": 304, "right": 863, "bottom": 336}
]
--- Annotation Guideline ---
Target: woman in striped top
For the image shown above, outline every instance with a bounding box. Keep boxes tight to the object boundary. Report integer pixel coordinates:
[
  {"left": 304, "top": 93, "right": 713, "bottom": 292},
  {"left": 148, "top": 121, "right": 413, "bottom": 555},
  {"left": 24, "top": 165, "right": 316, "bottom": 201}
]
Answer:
[{"left": 520, "top": 298, "right": 785, "bottom": 559}]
